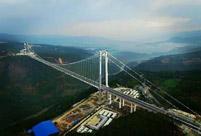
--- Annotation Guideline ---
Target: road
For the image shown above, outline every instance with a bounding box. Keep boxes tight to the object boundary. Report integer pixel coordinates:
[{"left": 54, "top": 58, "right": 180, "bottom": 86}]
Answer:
[{"left": 28, "top": 54, "right": 201, "bottom": 134}]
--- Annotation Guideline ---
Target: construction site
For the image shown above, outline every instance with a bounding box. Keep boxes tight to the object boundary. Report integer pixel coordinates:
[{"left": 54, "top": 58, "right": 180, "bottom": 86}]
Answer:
[
  {"left": 52, "top": 86, "right": 142, "bottom": 135},
  {"left": 13, "top": 43, "right": 201, "bottom": 136}
]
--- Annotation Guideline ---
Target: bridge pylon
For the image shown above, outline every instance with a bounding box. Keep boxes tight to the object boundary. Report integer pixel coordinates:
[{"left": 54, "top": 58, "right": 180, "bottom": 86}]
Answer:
[{"left": 98, "top": 50, "right": 109, "bottom": 103}]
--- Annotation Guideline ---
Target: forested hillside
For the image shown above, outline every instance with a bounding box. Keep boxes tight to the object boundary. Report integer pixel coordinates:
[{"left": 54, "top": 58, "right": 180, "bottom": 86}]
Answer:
[
  {"left": 0, "top": 42, "right": 95, "bottom": 135},
  {"left": 69, "top": 110, "right": 184, "bottom": 136},
  {"left": 109, "top": 70, "right": 201, "bottom": 114},
  {"left": 134, "top": 50, "right": 201, "bottom": 72}
]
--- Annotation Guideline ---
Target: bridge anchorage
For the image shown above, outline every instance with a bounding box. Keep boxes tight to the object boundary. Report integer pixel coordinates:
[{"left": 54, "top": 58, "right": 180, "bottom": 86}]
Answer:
[{"left": 19, "top": 43, "right": 201, "bottom": 134}]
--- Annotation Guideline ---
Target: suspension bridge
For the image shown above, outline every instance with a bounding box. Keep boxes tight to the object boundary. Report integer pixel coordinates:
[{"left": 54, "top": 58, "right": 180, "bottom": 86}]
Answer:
[{"left": 19, "top": 43, "right": 201, "bottom": 134}]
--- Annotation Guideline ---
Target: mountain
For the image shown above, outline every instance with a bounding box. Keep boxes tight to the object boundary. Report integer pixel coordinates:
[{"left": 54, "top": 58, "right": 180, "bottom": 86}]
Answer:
[
  {"left": 143, "top": 30, "right": 201, "bottom": 55},
  {"left": 1, "top": 33, "right": 201, "bottom": 55},
  {"left": 168, "top": 36, "right": 201, "bottom": 44},
  {"left": 167, "top": 30, "right": 201, "bottom": 44},
  {"left": 175, "top": 30, "right": 201, "bottom": 38},
  {"left": 69, "top": 110, "right": 184, "bottom": 136},
  {"left": 0, "top": 42, "right": 91, "bottom": 63},
  {"left": 166, "top": 45, "right": 201, "bottom": 55},
  {"left": 0, "top": 33, "right": 194, "bottom": 54},
  {"left": 134, "top": 50, "right": 201, "bottom": 72},
  {"left": 0, "top": 33, "right": 127, "bottom": 49},
  {"left": 111, "top": 51, "right": 150, "bottom": 63},
  {"left": 0, "top": 42, "right": 95, "bottom": 135},
  {"left": 110, "top": 68, "right": 201, "bottom": 114},
  {"left": 110, "top": 50, "right": 167, "bottom": 65}
]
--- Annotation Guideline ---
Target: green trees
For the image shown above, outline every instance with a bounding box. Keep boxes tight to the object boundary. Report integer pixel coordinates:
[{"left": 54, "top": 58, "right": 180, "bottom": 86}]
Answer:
[
  {"left": 70, "top": 110, "right": 184, "bottom": 136},
  {"left": 0, "top": 42, "right": 94, "bottom": 135}
]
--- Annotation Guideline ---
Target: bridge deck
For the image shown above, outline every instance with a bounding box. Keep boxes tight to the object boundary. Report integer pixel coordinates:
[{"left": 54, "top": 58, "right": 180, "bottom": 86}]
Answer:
[{"left": 28, "top": 54, "right": 201, "bottom": 134}]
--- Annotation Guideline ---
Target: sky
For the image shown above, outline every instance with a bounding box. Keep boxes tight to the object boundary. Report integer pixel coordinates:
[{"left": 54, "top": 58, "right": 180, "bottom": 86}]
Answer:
[{"left": 0, "top": 0, "right": 201, "bottom": 42}]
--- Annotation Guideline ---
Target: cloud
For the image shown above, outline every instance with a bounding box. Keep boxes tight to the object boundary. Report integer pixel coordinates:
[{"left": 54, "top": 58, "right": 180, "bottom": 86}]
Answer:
[
  {"left": 0, "top": 0, "right": 201, "bottom": 42},
  {"left": 167, "top": 26, "right": 201, "bottom": 33},
  {"left": 0, "top": 0, "right": 26, "bottom": 4},
  {"left": 56, "top": 16, "right": 190, "bottom": 41},
  {"left": 153, "top": 0, "right": 201, "bottom": 8},
  {"left": 85, "top": 0, "right": 114, "bottom": 9}
]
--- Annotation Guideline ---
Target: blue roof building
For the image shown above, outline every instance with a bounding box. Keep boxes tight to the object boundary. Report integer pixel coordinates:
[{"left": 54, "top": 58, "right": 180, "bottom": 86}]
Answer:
[{"left": 31, "top": 120, "right": 59, "bottom": 136}]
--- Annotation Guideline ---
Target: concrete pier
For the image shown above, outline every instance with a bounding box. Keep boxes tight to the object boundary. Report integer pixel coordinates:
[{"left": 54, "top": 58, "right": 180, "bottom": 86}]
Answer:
[
  {"left": 119, "top": 98, "right": 122, "bottom": 108},
  {"left": 134, "top": 104, "right": 137, "bottom": 112},
  {"left": 109, "top": 93, "right": 112, "bottom": 104},
  {"left": 122, "top": 99, "right": 125, "bottom": 106},
  {"left": 130, "top": 103, "right": 133, "bottom": 113}
]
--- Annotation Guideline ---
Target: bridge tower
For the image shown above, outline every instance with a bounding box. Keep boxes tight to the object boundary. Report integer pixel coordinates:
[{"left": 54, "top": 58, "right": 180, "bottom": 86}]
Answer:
[
  {"left": 24, "top": 42, "right": 30, "bottom": 54},
  {"left": 98, "top": 50, "right": 109, "bottom": 103}
]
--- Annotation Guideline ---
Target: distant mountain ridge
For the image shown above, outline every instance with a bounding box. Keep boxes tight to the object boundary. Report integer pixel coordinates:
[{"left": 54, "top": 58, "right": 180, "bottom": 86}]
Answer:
[
  {"left": 111, "top": 51, "right": 164, "bottom": 64},
  {"left": 0, "top": 33, "right": 127, "bottom": 49},
  {"left": 167, "top": 30, "right": 201, "bottom": 44},
  {"left": 134, "top": 50, "right": 201, "bottom": 72},
  {"left": 168, "top": 36, "right": 201, "bottom": 44},
  {"left": 1, "top": 30, "right": 201, "bottom": 55},
  {"left": 166, "top": 45, "right": 201, "bottom": 55}
]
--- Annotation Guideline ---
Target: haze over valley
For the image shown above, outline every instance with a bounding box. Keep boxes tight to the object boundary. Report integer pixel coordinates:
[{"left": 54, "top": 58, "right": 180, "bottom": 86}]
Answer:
[{"left": 0, "top": 0, "right": 201, "bottom": 136}]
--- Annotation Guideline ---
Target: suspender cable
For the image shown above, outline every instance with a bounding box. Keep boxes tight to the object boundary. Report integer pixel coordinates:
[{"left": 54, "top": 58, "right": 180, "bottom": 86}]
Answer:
[{"left": 108, "top": 53, "right": 199, "bottom": 115}]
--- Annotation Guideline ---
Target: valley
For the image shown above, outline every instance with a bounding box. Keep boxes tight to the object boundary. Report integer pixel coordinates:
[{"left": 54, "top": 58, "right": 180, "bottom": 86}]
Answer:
[
  {"left": 0, "top": 42, "right": 201, "bottom": 136},
  {"left": 0, "top": 42, "right": 94, "bottom": 135}
]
